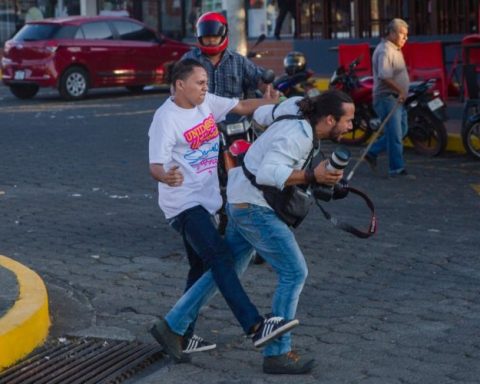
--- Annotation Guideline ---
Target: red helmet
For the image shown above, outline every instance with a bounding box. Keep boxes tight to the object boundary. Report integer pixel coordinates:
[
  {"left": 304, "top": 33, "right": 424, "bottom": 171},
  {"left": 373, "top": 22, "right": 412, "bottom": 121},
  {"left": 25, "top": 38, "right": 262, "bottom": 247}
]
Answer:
[{"left": 196, "top": 12, "right": 229, "bottom": 56}]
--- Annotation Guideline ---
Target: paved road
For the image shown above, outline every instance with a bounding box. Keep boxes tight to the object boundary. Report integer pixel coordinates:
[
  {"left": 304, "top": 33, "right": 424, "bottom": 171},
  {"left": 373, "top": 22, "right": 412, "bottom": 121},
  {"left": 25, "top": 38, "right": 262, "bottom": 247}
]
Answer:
[{"left": 1, "top": 85, "right": 480, "bottom": 384}]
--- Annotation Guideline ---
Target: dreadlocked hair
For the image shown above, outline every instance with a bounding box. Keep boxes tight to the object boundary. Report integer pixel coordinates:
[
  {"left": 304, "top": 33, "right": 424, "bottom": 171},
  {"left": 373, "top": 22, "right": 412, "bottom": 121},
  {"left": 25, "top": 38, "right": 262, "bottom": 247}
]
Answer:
[{"left": 296, "top": 90, "right": 353, "bottom": 127}]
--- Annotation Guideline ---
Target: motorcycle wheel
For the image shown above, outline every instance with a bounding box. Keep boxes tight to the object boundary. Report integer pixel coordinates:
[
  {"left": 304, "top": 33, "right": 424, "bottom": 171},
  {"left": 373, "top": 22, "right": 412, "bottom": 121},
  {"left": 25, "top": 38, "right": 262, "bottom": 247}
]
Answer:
[
  {"left": 407, "top": 108, "right": 447, "bottom": 157},
  {"left": 462, "top": 119, "right": 480, "bottom": 160},
  {"left": 340, "top": 108, "right": 374, "bottom": 145}
]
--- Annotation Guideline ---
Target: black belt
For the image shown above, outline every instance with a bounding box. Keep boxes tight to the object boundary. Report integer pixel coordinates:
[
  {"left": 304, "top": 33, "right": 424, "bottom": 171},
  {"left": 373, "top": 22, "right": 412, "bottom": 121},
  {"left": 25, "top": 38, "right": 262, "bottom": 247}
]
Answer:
[{"left": 378, "top": 92, "right": 399, "bottom": 98}]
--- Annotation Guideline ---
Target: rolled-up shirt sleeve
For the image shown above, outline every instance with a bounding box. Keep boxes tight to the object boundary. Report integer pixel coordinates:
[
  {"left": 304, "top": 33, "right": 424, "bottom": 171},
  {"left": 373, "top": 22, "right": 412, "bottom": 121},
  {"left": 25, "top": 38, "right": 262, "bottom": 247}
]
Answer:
[
  {"left": 255, "top": 129, "right": 312, "bottom": 190},
  {"left": 253, "top": 104, "right": 275, "bottom": 126}
]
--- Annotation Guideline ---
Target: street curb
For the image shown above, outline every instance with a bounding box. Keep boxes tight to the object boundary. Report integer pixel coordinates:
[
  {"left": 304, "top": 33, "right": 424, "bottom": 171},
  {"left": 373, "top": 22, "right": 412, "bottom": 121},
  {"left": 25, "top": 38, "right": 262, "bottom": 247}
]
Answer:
[
  {"left": 404, "top": 132, "right": 465, "bottom": 154},
  {"left": 444, "top": 133, "right": 465, "bottom": 154},
  {"left": 0, "top": 255, "right": 50, "bottom": 371}
]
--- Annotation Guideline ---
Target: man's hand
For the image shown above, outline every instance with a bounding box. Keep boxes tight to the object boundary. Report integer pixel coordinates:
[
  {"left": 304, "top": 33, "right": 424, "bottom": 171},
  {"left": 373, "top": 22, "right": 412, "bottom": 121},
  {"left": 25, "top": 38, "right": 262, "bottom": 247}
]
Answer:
[
  {"left": 398, "top": 90, "right": 408, "bottom": 103},
  {"left": 163, "top": 165, "right": 184, "bottom": 187},
  {"left": 263, "top": 84, "right": 280, "bottom": 104},
  {"left": 313, "top": 160, "right": 344, "bottom": 186},
  {"left": 150, "top": 164, "right": 184, "bottom": 187}
]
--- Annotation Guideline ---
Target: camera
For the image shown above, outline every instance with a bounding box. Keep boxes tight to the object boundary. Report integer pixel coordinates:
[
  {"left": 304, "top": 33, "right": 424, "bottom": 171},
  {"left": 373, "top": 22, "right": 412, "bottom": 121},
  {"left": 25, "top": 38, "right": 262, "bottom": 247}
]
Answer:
[{"left": 312, "top": 146, "right": 351, "bottom": 202}]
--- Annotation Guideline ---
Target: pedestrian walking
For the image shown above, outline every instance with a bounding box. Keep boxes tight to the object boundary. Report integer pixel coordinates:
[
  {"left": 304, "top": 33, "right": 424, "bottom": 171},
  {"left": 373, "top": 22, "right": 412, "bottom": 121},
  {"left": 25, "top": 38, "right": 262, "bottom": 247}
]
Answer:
[
  {"left": 364, "top": 18, "right": 410, "bottom": 177},
  {"left": 274, "top": 0, "right": 297, "bottom": 40}
]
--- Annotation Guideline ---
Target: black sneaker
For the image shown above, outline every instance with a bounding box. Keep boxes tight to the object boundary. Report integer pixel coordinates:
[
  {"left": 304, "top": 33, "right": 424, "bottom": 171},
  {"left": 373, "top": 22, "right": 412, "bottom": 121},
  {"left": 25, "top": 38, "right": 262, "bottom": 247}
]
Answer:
[
  {"left": 263, "top": 351, "right": 316, "bottom": 374},
  {"left": 393, "top": 169, "right": 408, "bottom": 176},
  {"left": 252, "top": 316, "right": 299, "bottom": 348},
  {"left": 389, "top": 169, "right": 415, "bottom": 179},
  {"left": 363, "top": 153, "right": 377, "bottom": 172},
  {"left": 183, "top": 334, "right": 217, "bottom": 354},
  {"left": 150, "top": 318, "right": 184, "bottom": 361}
]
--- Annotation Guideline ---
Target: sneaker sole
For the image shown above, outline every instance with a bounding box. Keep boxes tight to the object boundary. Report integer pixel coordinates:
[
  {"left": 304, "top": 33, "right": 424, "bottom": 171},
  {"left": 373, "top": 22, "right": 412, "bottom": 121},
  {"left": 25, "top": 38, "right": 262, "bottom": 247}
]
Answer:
[
  {"left": 183, "top": 343, "right": 217, "bottom": 354},
  {"left": 254, "top": 319, "right": 300, "bottom": 348},
  {"left": 150, "top": 324, "right": 183, "bottom": 361}
]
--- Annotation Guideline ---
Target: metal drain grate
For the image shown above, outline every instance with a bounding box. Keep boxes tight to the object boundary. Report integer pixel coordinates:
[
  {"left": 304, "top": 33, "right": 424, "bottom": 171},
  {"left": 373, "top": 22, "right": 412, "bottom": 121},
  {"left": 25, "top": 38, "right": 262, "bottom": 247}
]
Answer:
[{"left": 0, "top": 338, "right": 164, "bottom": 384}]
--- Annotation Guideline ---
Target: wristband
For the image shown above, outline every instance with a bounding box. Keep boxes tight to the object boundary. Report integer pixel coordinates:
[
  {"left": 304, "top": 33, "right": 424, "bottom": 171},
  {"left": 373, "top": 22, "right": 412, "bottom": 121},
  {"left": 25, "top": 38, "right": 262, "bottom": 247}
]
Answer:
[{"left": 304, "top": 169, "right": 315, "bottom": 185}]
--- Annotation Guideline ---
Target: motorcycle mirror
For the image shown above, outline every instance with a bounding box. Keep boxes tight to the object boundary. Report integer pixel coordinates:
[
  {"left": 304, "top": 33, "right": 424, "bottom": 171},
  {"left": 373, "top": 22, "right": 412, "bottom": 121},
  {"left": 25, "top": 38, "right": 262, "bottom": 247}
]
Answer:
[
  {"left": 262, "top": 69, "right": 275, "bottom": 84},
  {"left": 350, "top": 55, "right": 363, "bottom": 69},
  {"left": 246, "top": 34, "right": 266, "bottom": 58},
  {"left": 253, "top": 34, "right": 266, "bottom": 48}
]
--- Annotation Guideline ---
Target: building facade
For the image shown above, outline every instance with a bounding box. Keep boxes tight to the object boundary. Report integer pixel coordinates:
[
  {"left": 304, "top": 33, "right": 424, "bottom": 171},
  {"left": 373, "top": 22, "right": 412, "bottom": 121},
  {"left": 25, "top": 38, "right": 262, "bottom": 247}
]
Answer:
[{"left": 1, "top": 1, "right": 479, "bottom": 46}]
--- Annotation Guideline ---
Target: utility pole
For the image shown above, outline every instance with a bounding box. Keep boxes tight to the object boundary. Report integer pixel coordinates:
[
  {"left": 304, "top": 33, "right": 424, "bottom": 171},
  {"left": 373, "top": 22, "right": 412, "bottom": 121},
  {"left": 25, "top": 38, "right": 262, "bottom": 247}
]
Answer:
[{"left": 224, "top": 0, "right": 247, "bottom": 55}]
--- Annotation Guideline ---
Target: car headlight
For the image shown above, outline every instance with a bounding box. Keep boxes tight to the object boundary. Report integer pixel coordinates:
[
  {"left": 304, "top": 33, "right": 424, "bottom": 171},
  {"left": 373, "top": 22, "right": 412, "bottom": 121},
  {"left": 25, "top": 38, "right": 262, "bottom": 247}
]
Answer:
[{"left": 1, "top": 57, "right": 12, "bottom": 67}]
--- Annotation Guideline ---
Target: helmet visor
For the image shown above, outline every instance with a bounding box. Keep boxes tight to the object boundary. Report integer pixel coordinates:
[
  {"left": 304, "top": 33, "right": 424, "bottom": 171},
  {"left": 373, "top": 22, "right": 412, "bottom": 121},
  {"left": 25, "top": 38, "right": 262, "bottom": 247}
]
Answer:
[{"left": 197, "top": 20, "right": 227, "bottom": 38}]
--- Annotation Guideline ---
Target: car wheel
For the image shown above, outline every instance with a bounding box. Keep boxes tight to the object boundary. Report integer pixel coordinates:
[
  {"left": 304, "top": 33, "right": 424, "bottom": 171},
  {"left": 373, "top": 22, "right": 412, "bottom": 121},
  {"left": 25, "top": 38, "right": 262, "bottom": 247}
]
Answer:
[
  {"left": 59, "top": 67, "right": 89, "bottom": 100},
  {"left": 9, "top": 84, "right": 39, "bottom": 99},
  {"left": 126, "top": 85, "right": 145, "bottom": 93}
]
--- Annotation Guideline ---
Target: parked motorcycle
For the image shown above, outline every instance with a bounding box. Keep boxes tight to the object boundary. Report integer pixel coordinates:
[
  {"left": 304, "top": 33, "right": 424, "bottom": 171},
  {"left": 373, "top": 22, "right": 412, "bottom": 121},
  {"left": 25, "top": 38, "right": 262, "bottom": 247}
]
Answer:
[
  {"left": 330, "top": 57, "right": 448, "bottom": 157},
  {"left": 462, "top": 112, "right": 480, "bottom": 159},
  {"left": 273, "top": 51, "right": 324, "bottom": 98}
]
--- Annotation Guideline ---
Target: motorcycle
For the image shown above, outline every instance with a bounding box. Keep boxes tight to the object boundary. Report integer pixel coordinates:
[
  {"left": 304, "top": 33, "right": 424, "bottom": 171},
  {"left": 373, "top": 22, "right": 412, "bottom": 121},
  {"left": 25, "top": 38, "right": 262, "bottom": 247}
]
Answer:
[
  {"left": 273, "top": 69, "right": 323, "bottom": 98},
  {"left": 217, "top": 67, "right": 275, "bottom": 196},
  {"left": 330, "top": 56, "right": 448, "bottom": 157},
  {"left": 272, "top": 51, "right": 324, "bottom": 98},
  {"left": 216, "top": 38, "right": 275, "bottom": 236},
  {"left": 462, "top": 112, "right": 480, "bottom": 159}
]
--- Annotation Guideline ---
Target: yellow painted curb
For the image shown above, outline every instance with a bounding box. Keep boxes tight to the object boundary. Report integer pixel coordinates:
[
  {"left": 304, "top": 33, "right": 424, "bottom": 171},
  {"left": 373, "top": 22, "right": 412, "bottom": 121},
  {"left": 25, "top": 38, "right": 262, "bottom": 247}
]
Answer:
[
  {"left": 444, "top": 133, "right": 465, "bottom": 154},
  {"left": 404, "top": 133, "right": 465, "bottom": 154},
  {"left": 0, "top": 255, "right": 50, "bottom": 371}
]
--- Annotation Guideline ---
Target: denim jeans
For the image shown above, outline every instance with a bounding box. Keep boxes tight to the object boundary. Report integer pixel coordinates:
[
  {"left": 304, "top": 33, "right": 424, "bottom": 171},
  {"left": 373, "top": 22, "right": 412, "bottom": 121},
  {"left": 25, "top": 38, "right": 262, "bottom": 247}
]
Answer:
[
  {"left": 178, "top": 234, "right": 208, "bottom": 339},
  {"left": 368, "top": 95, "right": 408, "bottom": 175},
  {"left": 165, "top": 205, "right": 262, "bottom": 335},
  {"left": 226, "top": 203, "right": 308, "bottom": 357}
]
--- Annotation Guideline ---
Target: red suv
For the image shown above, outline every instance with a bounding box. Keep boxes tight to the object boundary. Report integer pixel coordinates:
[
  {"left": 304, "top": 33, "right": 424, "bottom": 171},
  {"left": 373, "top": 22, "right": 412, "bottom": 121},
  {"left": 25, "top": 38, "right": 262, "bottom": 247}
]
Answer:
[{"left": 1, "top": 16, "right": 192, "bottom": 100}]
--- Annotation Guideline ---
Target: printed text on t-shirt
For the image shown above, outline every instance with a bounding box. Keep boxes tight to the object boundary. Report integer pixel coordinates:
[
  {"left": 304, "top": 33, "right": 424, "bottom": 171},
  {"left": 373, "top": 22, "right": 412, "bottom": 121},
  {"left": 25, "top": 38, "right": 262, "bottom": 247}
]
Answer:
[
  {"left": 183, "top": 114, "right": 218, "bottom": 149},
  {"left": 183, "top": 114, "right": 219, "bottom": 174}
]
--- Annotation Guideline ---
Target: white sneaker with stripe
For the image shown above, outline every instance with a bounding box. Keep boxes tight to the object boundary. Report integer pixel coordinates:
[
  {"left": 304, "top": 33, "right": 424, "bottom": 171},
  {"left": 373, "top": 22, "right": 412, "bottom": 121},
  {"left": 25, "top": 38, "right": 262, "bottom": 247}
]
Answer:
[
  {"left": 252, "top": 316, "right": 300, "bottom": 348},
  {"left": 182, "top": 334, "right": 217, "bottom": 354}
]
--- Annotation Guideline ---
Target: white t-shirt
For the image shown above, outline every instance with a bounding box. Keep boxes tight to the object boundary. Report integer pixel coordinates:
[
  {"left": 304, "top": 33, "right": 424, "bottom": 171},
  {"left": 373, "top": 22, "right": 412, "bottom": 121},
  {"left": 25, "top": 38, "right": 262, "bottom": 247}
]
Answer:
[{"left": 149, "top": 93, "right": 238, "bottom": 219}]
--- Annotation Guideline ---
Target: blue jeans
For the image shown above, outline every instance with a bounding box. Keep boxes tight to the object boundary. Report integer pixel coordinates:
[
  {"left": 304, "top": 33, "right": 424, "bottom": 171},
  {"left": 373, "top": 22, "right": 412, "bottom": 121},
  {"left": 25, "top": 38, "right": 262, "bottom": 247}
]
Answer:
[
  {"left": 165, "top": 205, "right": 262, "bottom": 335},
  {"left": 179, "top": 231, "right": 208, "bottom": 340},
  {"left": 368, "top": 95, "right": 408, "bottom": 175},
  {"left": 226, "top": 203, "right": 308, "bottom": 357}
]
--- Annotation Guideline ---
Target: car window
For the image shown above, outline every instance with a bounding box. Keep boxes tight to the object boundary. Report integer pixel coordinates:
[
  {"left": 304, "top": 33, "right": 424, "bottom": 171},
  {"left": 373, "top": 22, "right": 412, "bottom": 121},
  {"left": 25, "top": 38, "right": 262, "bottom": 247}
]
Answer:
[
  {"left": 79, "top": 22, "right": 113, "bottom": 40},
  {"left": 74, "top": 28, "right": 85, "bottom": 39},
  {"left": 112, "top": 20, "right": 158, "bottom": 42},
  {"left": 53, "top": 25, "right": 78, "bottom": 39},
  {"left": 13, "top": 24, "right": 61, "bottom": 41}
]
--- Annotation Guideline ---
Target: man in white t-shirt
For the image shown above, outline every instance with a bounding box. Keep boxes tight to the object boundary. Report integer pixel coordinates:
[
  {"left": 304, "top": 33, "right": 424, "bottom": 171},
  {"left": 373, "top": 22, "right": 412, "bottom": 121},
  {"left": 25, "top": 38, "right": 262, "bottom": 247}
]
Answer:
[{"left": 148, "top": 59, "right": 299, "bottom": 363}]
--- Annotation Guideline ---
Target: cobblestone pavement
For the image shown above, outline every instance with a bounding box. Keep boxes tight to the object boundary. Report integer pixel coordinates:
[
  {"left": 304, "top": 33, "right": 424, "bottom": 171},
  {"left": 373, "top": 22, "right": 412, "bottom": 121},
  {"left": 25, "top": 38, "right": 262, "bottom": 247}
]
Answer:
[{"left": 1, "top": 86, "right": 480, "bottom": 383}]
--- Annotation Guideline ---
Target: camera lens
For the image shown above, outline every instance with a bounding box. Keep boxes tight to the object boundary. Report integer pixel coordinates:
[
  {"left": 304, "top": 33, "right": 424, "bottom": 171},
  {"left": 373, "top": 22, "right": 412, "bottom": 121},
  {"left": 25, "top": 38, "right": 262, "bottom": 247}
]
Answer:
[{"left": 329, "top": 146, "right": 351, "bottom": 171}]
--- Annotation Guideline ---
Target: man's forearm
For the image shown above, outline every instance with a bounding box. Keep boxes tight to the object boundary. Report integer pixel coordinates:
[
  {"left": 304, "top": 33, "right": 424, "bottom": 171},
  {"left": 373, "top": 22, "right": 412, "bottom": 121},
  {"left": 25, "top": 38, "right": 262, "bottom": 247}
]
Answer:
[{"left": 233, "top": 98, "right": 277, "bottom": 116}]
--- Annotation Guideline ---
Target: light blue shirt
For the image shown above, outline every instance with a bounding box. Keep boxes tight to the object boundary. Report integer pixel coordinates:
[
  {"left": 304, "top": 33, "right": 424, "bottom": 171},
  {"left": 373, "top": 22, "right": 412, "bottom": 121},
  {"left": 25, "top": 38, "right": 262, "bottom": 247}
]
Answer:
[{"left": 227, "top": 105, "right": 318, "bottom": 208}]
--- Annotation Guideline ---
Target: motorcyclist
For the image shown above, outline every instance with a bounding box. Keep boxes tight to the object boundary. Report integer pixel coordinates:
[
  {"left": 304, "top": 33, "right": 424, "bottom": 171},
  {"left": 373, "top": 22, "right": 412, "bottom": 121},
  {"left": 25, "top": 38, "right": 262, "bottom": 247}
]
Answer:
[{"left": 182, "top": 11, "right": 267, "bottom": 98}]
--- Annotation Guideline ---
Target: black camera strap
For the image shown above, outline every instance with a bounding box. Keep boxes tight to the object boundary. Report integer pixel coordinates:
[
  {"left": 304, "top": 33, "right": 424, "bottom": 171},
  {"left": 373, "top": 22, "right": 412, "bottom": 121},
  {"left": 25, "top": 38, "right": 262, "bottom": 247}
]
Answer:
[{"left": 315, "top": 187, "right": 377, "bottom": 238}]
